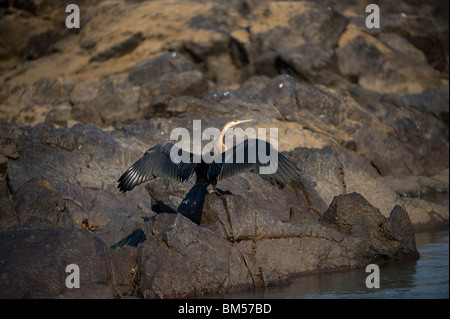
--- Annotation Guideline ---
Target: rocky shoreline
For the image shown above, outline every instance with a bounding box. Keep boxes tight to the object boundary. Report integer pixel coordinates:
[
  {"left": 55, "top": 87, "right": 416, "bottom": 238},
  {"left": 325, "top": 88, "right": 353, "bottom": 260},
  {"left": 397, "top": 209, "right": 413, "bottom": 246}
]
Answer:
[{"left": 0, "top": 0, "right": 448, "bottom": 298}]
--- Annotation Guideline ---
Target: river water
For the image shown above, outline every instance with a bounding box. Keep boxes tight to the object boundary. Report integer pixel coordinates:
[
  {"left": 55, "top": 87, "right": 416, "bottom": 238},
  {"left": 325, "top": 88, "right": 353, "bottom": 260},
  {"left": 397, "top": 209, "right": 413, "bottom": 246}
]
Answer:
[{"left": 213, "top": 193, "right": 449, "bottom": 299}]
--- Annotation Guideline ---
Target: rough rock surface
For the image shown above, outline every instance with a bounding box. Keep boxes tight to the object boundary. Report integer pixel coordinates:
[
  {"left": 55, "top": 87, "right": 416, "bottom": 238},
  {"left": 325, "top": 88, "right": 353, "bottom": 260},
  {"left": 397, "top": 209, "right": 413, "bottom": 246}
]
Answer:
[
  {"left": 0, "top": 0, "right": 448, "bottom": 298},
  {"left": 0, "top": 222, "right": 137, "bottom": 298},
  {"left": 137, "top": 192, "right": 418, "bottom": 298}
]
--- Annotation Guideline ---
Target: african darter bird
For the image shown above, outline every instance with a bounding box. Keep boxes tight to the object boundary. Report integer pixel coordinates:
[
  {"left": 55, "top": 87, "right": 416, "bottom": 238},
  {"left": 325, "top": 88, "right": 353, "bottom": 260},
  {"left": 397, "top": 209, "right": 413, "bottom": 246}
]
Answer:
[{"left": 118, "top": 120, "right": 300, "bottom": 224}]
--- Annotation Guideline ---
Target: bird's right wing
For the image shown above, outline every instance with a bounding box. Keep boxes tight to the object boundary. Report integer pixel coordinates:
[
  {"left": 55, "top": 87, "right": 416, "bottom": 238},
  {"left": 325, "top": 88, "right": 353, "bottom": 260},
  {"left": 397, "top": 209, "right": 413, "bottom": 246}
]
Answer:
[{"left": 117, "top": 143, "right": 196, "bottom": 192}]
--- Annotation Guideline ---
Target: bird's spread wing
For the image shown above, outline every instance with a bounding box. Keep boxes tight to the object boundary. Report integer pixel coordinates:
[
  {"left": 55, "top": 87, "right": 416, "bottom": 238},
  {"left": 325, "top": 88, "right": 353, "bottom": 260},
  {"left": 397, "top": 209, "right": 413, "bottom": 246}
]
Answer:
[
  {"left": 117, "top": 143, "right": 195, "bottom": 192},
  {"left": 219, "top": 139, "right": 300, "bottom": 183}
]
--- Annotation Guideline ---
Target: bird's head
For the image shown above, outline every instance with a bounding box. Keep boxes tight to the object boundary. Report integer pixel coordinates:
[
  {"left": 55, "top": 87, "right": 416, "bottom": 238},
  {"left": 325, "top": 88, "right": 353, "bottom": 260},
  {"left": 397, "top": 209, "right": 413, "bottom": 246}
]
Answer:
[{"left": 223, "top": 119, "right": 253, "bottom": 132}]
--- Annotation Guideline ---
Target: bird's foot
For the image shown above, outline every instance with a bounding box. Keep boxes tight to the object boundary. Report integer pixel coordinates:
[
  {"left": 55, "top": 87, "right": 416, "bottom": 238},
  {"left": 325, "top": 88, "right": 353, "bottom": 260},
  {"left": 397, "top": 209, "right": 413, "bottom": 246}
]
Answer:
[
  {"left": 208, "top": 188, "right": 222, "bottom": 196},
  {"left": 207, "top": 187, "right": 231, "bottom": 196}
]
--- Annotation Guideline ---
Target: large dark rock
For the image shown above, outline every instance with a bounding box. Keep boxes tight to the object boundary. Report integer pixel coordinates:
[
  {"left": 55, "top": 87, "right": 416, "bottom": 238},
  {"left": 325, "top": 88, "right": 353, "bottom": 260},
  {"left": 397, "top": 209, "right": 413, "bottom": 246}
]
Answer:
[
  {"left": 0, "top": 221, "right": 139, "bottom": 298},
  {"left": 336, "top": 25, "right": 445, "bottom": 94},
  {"left": 346, "top": 86, "right": 449, "bottom": 176},
  {"left": 127, "top": 52, "right": 195, "bottom": 86},
  {"left": 12, "top": 176, "right": 73, "bottom": 228},
  {"left": 2, "top": 122, "right": 155, "bottom": 246},
  {"left": 138, "top": 214, "right": 252, "bottom": 298},
  {"left": 71, "top": 80, "right": 140, "bottom": 128},
  {"left": 387, "top": 205, "right": 418, "bottom": 254},
  {"left": 351, "top": 13, "right": 448, "bottom": 72},
  {"left": 320, "top": 193, "right": 419, "bottom": 260},
  {"left": 139, "top": 70, "right": 209, "bottom": 104},
  {"left": 249, "top": 3, "right": 348, "bottom": 85},
  {"left": 276, "top": 45, "right": 347, "bottom": 87},
  {"left": 0, "top": 223, "right": 116, "bottom": 298}
]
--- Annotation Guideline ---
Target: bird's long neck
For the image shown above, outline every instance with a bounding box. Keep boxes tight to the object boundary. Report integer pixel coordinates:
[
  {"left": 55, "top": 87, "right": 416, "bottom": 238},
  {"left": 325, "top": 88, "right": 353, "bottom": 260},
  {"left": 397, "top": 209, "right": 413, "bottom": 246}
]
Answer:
[{"left": 217, "top": 125, "right": 230, "bottom": 153}]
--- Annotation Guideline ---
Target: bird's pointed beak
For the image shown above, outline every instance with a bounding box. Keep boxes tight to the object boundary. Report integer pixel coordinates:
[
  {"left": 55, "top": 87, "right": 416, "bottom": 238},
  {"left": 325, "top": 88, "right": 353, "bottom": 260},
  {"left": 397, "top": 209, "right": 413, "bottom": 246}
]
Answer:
[{"left": 236, "top": 119, "right": 253, "bottom": 125}]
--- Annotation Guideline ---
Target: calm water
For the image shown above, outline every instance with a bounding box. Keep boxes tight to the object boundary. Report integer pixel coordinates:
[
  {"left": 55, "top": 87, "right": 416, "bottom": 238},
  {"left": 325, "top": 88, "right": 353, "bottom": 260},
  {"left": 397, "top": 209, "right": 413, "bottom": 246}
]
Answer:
[{"left": 213, "top": 193, "right": 449, "bottom": 299}]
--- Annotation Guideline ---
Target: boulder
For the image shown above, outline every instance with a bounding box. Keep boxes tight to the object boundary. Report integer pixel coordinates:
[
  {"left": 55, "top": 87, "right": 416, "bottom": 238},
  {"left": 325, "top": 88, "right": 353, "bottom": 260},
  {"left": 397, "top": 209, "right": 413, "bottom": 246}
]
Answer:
[
  {"left": 71, "top": 80, "right": 141, "bottom": 128},
  {"left": 12, "top": 176, "right": 74, "bottom": 229},
  {"left": 2, "top": 122, "right": 155, "bottom": 246},
  {"left": 351, "top": 13, "right": 448, "bottom": 72},
  {"left": 320, "top": 193, "right": 419, "bottom": 260},
  {"left": 336, "top": 24, "right": 446, "bottom": 94},
  {"left": 0, "top": 221, "right": 139, "bottom": 298},
  {"left": 127, "top": 52, "right": 195, "bottom": 86},
  {"left": 139, "top": 70, "right": 209, "bottom": 105},
  {"left": 138, "top": 214, "right": 252, "bottom": 298},
  {"left": 0, "top": 223, "right": 116, "bottom": 298}
]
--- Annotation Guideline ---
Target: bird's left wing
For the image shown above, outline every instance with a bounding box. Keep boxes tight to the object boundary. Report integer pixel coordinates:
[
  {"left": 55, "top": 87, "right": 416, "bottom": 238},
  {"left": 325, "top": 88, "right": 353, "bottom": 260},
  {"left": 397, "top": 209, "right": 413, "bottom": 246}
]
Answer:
[
  {"left": 117, "top": 143, "right": 195, "bottom": 192},
  {"left": 218, "top": 139, "right": 300, "bottom": 183}
]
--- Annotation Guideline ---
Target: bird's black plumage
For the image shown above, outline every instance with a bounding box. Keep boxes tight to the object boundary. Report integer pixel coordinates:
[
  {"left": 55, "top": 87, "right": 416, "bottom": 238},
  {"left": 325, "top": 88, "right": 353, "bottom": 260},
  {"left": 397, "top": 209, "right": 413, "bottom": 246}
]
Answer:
[
  {"left": 117, "top": 143, "right": 187, "bottom": 192},
  {"left": 118, "top": 139, "right": 300, "bottom": 224}
]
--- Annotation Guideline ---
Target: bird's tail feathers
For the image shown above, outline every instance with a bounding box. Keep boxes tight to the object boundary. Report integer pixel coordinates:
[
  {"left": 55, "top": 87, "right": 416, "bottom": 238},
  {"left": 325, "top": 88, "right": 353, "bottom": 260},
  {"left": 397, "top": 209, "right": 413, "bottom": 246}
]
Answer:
[{"left": 177, "top": 184, "right": 207, "bottom": 225}]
